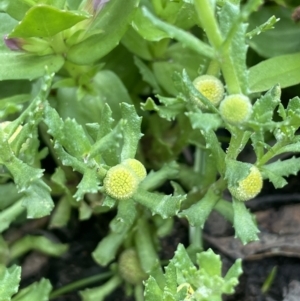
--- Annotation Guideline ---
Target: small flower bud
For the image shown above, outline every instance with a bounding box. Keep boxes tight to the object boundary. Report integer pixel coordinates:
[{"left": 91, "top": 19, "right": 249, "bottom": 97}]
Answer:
[
  {"left": 118, "top": 249, "right": 147, "bottom": 285},
  {"left": 192, "top": 75, "right": 224, "bottom": 108},
  {"left": 103, "top": 165, "right": 138, "bottom": 200},
  {"left": 219, "top": 94, "right": 252, "bottom": 125},
  {"left": 122, "top": 159, "right": 147, "bottom": 182},
  {"left": 229, "top": 166, "right": 263, "bottom": 202}
]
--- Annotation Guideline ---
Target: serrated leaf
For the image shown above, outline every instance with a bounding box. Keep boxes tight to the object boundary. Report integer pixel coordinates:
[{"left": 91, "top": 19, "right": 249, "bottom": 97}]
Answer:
[
  {"left": 73, "top": 168, "right": 100, "bottom": 201},
  {"left": 62, "top": 118, "right": 91, "bottom": 157},
  {"left": 197, "top": 249, "right": 221, "bottom": 277},
  {"left": 142, "top": 97, "right": 185, "bottom": 121},
  {"left": 12, "top": 278, "right": 52, "bottom": 301},
  {"left": 134, "top": 189, "right": 184, "bottom": 219},
  {"left": 140, "top": 7, "right": 214, "bottom": 59},
  {"left": 144, "top": 276, "right": 163, "bottom": 301},
  {"left": 134, "top": 56, "right": 161, "bottom": 93},
  {"left": 225, "top": 160, "right": 252, "bottom": 187},
  {"left": 248, "top": 6, "right": 299, "bottom": 57},
  {"left": 178, "top": 189, "right": 220, "bottom": 228},
  {"left": 232, "top": 199, "right": 259, "bottom": 244},
  {"left": 246, "top": 15, "right": 279, "bottom": 39},
  {"left": 120, "top": 103, "right": 143, "bottom": 161},
  {"left": 21, "top": 180, "right": 54, "bottom": 218},
  {"left": 0, "top": 265, "right": 21, "bottom": 301},
  {"left": 224, "top": 259, "right": 243, "bottom": 286},
  {"left": 53, "top": 141, "right": 86, "bottom": 173},
  {"left": 186, "top": 111, "right": 222, "bottom": 132},
  {"left": 171, "top": 244, "right": 196, "bottom": 284},
  {"left": 8, "top": 5, "right": 90, "bottom": 38},
  {"left": 251, "top": 85, "right": 281, "bottom": 124},
  {"left": 164, "top": 262, "right": 177, "bottom": 295}
]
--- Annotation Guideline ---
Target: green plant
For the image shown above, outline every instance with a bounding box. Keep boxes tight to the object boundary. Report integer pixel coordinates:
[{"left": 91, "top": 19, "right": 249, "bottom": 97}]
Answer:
[{"left": 1, "top": 0, "right": 300, "bottom": 300}]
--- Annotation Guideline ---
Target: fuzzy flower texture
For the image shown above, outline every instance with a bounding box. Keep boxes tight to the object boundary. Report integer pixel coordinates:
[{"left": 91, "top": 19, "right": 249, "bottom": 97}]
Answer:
[
  {"left": 229, "top": 166, "right": 263, "bottom": 202},
  {"left": 103, "top": 159, "right": 146, "bottom": 200}
]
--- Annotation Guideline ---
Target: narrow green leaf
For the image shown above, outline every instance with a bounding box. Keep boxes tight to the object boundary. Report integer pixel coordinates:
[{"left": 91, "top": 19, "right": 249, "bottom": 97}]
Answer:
[
  {"left": 134, "top": 189, "right": 184, "bottom": 219},
  {"left": 141, "top": 161, "right": 179, "bottom": 191},
  {"left": 232, "top": 199, "right": 259, "bottom": 244},
  {"left": 93, "top": 231, "right": 126, "bottom": 266},
  {"left": 109, "top": 199, "right": 137, "bottom": 233},
  {"left": 248, "top": 6, "right": 300, "bottom": 57},
  {"left": 10, "top": 235, "right": 67, "bottom": 260},
  {"left": 141, "top": 7, "right": 214, "bottom": 59},
  {"left": 134, "top": 56, "right": 161, "bottom": 93},
  {"left": 74, "top": 168, "right": 100, "bottom": 201},
  {"left": 135, "top": 218, "right": 160, "bottom": 273},
  {"left": 0, "top": 200, "right": 25, "bottom": 233},
  {"left": 12, "top": 278, "right": 52, "bottom": 301},
  {"left": 49, "top": 196, "right": 72, "bottom": 228},
  {"left": 178, "top": 189, "right": 220, "bottom": 228},
  {"left": 62, "top": 118, "right": 91, "bottom": 157},
  {"left": 186, "top": 111, "right": 222, "bottom": 132},
  {"left": 249, "top": 52, "right": 300, "bottom": 92},
  {"left": 80, "top": 276, "right": 122, "bottom": 301},
  {"left": 21, "top": 180, "right": 54, "bottom": 218},
  {"left": 0, "top": 53, "right": 64, "bottom": 81},
  {"left": 67, "top": 0, "right": 138, "bottom": 64},
  {"left": 219, "top": 2, "right": 248, "bottom": 94},
  {"left": 0, "top": 265, "right": 21, "bottom": 301},
  {"left": 120, "top": 103, "right": 143, "bottom": 161},
  {"left": 246, "top": 15, "right": 279, "bottom": 39},
  {"left": 8, "top": 5, "right": 90, "bottom": 38},
  {"left": 144, "top": 276, "right": 163, "bottom": 301}
]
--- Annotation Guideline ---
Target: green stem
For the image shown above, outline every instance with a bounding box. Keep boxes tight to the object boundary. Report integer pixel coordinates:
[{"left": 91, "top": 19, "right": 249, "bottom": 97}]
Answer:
[
  {"left": 206, "top": 60, "right": 220, "bottom": 76},
  {"left": 134, "top": 283, "right": 144, "bottom": 301},
  {"left": 188, "top": 225, "right": 202, "bottom": 250},
  {"left": 226, "top": 129, "right": 251, "bottom": 160},
  {"left": 49, "top": 271, "right": 114, "bottom": 299},
  {"left": 194, "top": 0, "right": 241, "bottom": 94},
  {"left": 0, "top": 200, "right": 25, "bottom": 233},
  {"left": 257, "top": 141, "right": 285, "bottom": 166}
]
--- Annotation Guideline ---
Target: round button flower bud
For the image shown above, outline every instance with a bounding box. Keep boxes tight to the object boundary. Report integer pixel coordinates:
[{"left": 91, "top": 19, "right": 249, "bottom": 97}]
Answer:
[
  {"left": 219, "top": 94, "right": 252, "bottom": 125},
  {"left": 122, "top": 159, "right": 147, "bottom": 182},
  {"left": 103, "top": 165, "right": 139, "bottom": 200},
  {"left": 229, "top": 166, "right": 263, "bottom": 202},
  {"left": 192, "top": 75, "right": 224, "bottom": 108},
  {"left": 118, "top": 249, "right": 147, "bottom": 285}
]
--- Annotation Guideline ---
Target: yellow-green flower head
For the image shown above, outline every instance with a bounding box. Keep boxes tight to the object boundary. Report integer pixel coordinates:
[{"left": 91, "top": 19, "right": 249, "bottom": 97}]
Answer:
[
  {"left": 192, "top": 75, "right": 224, "bottom": 108},
  {"left": 229, "top": 166, "right": 263, "bottom": 202},
  {"left": 122, "top": 159, "right": 147, "bottom": 182},
  {"left": 219, "top": 94, "right": 252, "bottom": 125},
  {"left": 103, "top": 165, "right": 139, "bottom": 200},
  {"left": 118, "top": 249, "right": 147, "bottom": 285}
]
